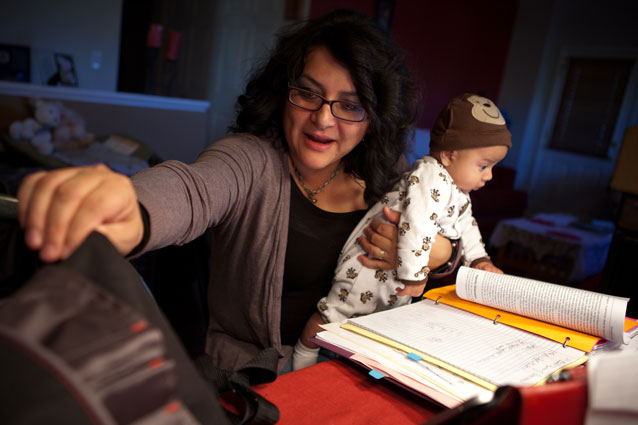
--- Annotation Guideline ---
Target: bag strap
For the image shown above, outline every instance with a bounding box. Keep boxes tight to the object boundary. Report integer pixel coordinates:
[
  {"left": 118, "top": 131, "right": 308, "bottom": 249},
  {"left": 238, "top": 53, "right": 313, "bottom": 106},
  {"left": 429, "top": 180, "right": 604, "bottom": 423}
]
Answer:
[
  {"left": 195, "top": 348, "right": 280, "bottom": 425},
  {"left": 0, "top": 194, "right": 18, "bottom": 220},
  {"left": 424, "top": 386, "right": 521, "bottom": 425}
]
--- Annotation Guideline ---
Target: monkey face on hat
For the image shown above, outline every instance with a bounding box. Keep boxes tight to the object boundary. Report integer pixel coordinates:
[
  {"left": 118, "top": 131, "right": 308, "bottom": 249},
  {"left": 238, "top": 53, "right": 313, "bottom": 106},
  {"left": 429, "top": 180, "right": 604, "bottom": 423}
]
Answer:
[{"left": 429, "top": 93, "right": 511, "bottom": 152}]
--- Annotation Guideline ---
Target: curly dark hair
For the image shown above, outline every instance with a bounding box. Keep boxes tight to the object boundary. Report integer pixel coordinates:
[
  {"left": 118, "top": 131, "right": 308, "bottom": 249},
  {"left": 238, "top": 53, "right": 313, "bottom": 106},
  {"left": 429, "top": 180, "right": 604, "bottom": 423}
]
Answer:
[{"left": 230, "top": 9, "right": 419, "bottom": 205}]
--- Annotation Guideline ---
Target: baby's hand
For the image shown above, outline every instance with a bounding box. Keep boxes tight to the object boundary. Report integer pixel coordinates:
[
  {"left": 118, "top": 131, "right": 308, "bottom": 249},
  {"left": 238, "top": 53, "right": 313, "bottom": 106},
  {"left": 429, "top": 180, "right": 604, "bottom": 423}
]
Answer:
[
  {"left": 397, "top": 277, "right": 428, "bottom": 297},
  {"left": 473, "top": 261, "right": 503, "bottom": 274}
]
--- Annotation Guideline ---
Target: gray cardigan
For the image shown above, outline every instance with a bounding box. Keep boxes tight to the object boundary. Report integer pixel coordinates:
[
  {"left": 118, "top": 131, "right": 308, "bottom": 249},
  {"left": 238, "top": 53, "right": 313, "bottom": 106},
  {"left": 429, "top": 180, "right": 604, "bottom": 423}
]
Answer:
[{"left": 133, "top": 134, "right": 292, "bottom": 370}]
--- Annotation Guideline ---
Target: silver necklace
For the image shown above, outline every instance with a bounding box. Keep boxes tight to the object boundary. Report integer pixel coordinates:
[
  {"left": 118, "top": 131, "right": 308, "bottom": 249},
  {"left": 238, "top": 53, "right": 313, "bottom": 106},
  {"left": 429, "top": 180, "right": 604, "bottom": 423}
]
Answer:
[{"left": 292, "top": 163, "right": 341, "bottom": 204}]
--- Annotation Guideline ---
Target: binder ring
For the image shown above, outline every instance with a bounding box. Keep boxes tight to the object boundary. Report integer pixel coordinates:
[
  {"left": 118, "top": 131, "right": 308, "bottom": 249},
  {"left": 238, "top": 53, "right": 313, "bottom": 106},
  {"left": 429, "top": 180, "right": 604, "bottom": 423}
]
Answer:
[
  {"left": 435, "top": 296, "right": 442, "bottom": 305},
  {"left": 562, "top": 337, "right": 570, "bottom": 348},
  {"left": 493, "top": 314, "right": 501, "bottom": 325}
]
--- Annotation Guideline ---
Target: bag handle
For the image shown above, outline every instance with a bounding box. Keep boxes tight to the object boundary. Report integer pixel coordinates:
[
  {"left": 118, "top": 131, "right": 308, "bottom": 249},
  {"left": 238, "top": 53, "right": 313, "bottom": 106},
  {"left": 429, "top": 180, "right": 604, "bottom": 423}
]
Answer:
[
  {"left": 0, "top": 194, "right": 18, "bottom": 221},
  {"left": 195, "top": 348, "right": 280, "bottom": 425}
]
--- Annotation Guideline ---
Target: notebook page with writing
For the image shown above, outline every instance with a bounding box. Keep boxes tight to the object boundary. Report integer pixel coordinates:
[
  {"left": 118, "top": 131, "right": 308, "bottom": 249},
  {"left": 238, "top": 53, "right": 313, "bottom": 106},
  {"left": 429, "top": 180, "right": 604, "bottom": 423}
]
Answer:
[
  {"left": 346, "top": 299, "right": 588, "bottom": 388},
  {"left": 455, "top": 267, "right": 629, "bottom": 344},
  {"left": 317, "top": 322, "right": 492, "bottom": 403}
]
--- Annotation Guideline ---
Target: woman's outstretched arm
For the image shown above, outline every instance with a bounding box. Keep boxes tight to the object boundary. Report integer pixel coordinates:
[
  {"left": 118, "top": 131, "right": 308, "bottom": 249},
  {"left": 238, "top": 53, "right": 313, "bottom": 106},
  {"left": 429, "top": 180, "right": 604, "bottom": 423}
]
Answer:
[{"left": 17, "top": 164, "right": 144, "bottom": 262}]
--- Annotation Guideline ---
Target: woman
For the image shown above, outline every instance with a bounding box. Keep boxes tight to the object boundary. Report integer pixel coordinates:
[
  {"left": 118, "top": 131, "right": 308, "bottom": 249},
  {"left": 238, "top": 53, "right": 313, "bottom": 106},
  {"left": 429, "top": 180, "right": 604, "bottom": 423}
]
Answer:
[{"left": 17, "top": 10, "right": 451, "bottom": 371}]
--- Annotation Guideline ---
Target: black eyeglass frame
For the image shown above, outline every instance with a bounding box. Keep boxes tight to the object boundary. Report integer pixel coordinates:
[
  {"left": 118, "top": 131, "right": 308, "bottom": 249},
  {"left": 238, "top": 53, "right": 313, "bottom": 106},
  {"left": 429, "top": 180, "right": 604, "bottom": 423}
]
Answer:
[{"left": 286, "top": 85, "right": 367, "bottom": 123}]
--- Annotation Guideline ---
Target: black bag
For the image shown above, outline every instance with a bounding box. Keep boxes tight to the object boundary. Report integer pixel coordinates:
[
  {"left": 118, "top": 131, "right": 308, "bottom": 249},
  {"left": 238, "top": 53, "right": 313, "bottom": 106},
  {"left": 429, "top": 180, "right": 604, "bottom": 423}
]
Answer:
[{"left": 0, "top": 200, "right": 279, "bottom": 425}]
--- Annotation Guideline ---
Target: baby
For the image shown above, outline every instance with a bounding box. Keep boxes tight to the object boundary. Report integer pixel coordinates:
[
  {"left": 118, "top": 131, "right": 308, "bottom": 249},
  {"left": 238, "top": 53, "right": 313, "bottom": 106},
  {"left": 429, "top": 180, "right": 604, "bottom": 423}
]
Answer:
[{"left": 293, "top": 93, "right": 511, "bottom": 370}]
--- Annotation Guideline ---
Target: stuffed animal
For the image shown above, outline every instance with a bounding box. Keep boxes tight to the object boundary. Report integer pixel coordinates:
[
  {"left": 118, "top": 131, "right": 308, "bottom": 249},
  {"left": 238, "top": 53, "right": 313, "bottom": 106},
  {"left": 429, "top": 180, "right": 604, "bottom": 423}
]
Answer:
[
  {"left": 8, "top": 98, "right": 93, "bottom": 155},
  {"left": 9, "top": 117, "right": 41, "bottom": 141},
  {"left": 9, "top": 99, "right": 61, "bottom": 155},
  {"left": 52, "top": 103, "right": 94, "bottom": 150}
]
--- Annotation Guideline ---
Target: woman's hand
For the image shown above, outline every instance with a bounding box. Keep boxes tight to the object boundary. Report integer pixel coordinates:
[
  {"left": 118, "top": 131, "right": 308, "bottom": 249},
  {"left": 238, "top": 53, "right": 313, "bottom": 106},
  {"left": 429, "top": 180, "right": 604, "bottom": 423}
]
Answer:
[
  {"left": 358, "top": 206, "right": 400, "bottom": 270},
  {"left": 359, "top": 206, "right": 454, "bottom": 272},
  {"left": 17, "top": 164, "right": 144, "bottom": 262}
]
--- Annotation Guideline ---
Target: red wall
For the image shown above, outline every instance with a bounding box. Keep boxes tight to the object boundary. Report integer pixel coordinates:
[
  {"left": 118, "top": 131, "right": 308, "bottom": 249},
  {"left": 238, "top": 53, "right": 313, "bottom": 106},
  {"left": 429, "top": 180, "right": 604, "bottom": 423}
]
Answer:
[{"left": 309, "top": 1, "right": 518, "bottom": 128}]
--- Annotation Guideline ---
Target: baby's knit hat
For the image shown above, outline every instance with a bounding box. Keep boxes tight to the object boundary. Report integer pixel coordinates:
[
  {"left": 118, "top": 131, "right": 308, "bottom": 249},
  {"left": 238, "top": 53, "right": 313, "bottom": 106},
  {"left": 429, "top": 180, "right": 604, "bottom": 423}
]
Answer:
[{"left": 429, "top": 93, "right": 511, "bottom": 152}]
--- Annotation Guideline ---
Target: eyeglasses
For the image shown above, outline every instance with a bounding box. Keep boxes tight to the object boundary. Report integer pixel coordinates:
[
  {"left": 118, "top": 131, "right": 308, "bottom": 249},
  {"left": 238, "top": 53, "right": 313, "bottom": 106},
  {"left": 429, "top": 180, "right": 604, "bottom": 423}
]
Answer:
[{"left": 287, "top": 85, "right": 367, "bottom": 122}]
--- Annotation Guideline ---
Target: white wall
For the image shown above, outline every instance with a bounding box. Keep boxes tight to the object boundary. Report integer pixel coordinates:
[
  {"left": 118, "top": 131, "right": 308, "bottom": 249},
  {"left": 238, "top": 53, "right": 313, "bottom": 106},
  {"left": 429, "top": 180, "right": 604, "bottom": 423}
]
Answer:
[
  {"left": 496, "top": 0, "right": 555, "bottom": 174},
  {"left": 0, "top": 0, "right": 122, "bottom": 91},
  {"left": 204, "top": 0, "right": 288, "bottom": 142},
  {"left": 498, "top": 0, "right": 638, "bottom": 191}
]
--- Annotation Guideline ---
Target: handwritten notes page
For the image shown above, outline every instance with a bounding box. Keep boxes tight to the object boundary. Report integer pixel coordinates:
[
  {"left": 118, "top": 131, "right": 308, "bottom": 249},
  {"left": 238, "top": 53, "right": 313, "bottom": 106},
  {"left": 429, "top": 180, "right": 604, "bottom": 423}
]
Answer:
[
  {"left": 455, "top": 267, "right": 629, "bottom": 344},
  {"left": 346, "top": 299, "right": 587, "bottom": 388},
  {"left": 316, "top": 322, "right": 492, "bottom": 405}
]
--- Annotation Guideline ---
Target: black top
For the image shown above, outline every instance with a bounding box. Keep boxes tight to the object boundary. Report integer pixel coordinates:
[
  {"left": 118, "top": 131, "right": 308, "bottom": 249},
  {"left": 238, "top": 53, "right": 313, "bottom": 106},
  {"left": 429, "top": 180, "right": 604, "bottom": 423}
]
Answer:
[{"left": 280, "top": 177, "right": 367, "bottom": 346}]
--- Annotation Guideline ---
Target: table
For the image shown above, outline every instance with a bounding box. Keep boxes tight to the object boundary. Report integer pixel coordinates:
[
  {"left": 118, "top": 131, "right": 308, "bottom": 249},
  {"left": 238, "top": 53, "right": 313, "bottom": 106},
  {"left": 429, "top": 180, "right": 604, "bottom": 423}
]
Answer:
[
  {"left": 252, "top": 358, "right": 442, "bottom": 424},
  {"left": 489, "top": 214, "right": 613, "bottom": 284},
  {"left": 245, "top": 357, "right": 587, "bottom": 425}
]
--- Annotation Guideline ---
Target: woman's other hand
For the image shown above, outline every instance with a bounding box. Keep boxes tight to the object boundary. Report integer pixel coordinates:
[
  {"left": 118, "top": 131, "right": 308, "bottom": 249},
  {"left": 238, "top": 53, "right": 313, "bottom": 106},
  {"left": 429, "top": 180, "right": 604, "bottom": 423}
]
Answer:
[
  {"left": 359, "top": 206, "right": 454, "bottom": 272},
  {"left": 17, "top": 164, "right": 144, "bottom": 262},
  {"left": 358, "top": 206, "right": 400, "bottom": 270}
]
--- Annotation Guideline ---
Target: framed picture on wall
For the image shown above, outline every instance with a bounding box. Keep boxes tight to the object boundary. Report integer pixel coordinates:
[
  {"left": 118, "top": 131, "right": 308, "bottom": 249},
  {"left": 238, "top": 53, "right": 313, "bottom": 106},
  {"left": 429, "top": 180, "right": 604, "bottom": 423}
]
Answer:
[
  {"left": 47, "top": 53, "right": 78, "bottom": 87},
  {"left": 0, "top": 44, "right": 30, "bottom": 82},
  {"left": 548, "top": 57, "right": 633, "bottom": 158}
]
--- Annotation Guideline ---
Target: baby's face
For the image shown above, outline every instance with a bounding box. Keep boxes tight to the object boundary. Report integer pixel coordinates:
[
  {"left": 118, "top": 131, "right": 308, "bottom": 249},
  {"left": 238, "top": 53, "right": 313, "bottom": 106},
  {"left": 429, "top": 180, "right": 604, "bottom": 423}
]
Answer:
[{"left": 444, "top": 145, "right": 508, "bottom": 193}]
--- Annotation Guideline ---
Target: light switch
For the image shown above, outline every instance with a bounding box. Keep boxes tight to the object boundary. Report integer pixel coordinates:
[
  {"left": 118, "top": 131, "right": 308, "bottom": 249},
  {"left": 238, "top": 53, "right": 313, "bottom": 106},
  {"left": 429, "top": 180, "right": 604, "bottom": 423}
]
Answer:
[{"left": 91, "top": 50, "right": 102, "bottom": 70}]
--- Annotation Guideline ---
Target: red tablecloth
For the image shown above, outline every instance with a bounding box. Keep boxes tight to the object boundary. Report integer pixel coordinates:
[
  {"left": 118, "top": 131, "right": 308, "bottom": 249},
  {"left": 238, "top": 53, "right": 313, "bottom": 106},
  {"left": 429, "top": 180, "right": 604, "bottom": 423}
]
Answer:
[
  {"left": 246, "top": 358, "right": 588, "bottom": 425},
  {"left": 253, "top": 358, "right": 442, "bottom": 424}
]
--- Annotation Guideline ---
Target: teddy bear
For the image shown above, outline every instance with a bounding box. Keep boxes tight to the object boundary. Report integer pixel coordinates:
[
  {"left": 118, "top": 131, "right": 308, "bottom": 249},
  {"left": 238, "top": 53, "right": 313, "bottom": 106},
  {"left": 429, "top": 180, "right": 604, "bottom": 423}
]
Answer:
[
  {"left": 8, "top": 98, "right": 93, "bottom": 155},
  {"left": 9, "top": 98, "right": 62, "bottom": 155},
  {"left": 8, "top": 117, "right": 40, "bottom": 144},
  {"left": 52, "top": 104, "right": 94, "bottom": 151}
]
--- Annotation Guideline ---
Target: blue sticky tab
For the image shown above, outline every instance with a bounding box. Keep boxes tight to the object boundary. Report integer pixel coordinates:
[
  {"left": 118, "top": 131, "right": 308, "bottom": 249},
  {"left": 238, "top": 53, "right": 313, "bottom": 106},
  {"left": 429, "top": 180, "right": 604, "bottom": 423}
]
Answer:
[
  {"left": 368, "top": 369, "right": 385, "bottom": 380},
  {"left": 407, "top": 352, "right": 422, "bottom": 361}
]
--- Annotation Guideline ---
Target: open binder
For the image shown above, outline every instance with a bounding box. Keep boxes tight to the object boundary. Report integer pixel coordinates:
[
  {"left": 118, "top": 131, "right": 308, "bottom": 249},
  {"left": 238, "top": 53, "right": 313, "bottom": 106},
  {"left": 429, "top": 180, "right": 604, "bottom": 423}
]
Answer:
[{"left": 314, "top": 267, "right": 635, "bottom": 404}]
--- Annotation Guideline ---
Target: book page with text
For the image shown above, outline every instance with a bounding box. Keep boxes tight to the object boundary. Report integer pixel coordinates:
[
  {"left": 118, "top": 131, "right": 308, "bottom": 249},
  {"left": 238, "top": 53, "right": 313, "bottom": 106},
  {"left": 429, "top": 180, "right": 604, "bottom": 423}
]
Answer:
[{"left": 455, "top": 267, "right": 628, "bottom": 344}]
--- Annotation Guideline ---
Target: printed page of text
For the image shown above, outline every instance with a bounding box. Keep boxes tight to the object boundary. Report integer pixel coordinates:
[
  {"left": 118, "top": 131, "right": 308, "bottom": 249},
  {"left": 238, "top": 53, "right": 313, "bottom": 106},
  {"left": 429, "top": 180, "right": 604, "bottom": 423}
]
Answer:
[{"left": 455, "top": 267, "right": 628, "bottom": 344}]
